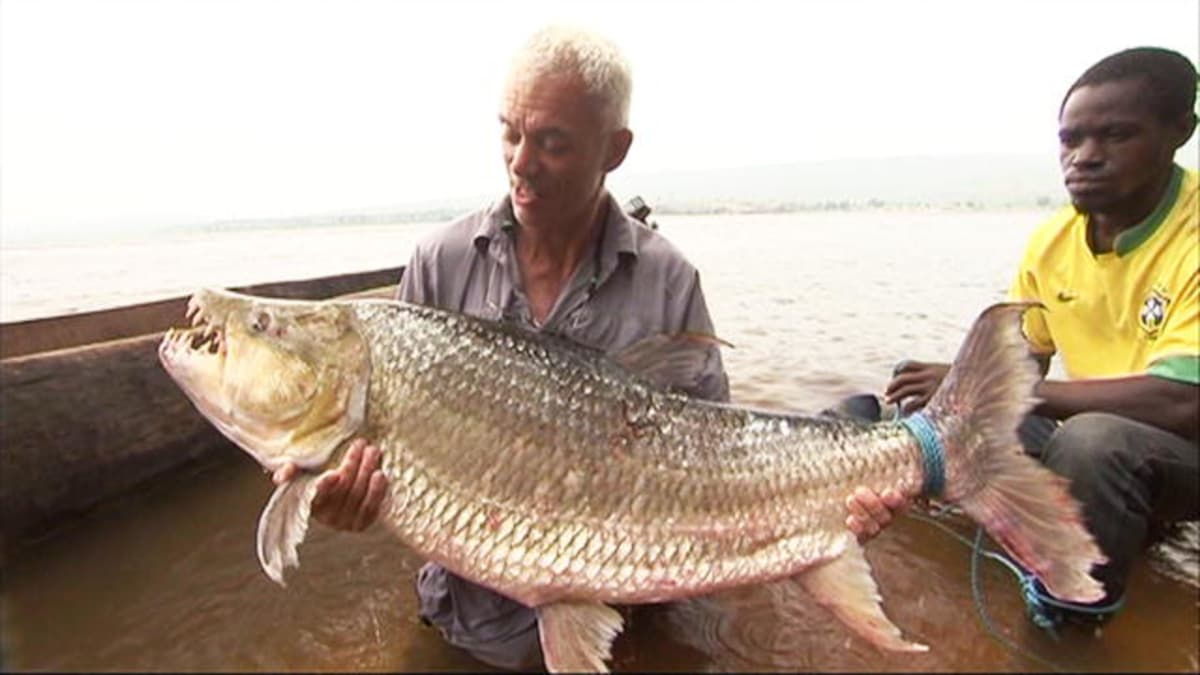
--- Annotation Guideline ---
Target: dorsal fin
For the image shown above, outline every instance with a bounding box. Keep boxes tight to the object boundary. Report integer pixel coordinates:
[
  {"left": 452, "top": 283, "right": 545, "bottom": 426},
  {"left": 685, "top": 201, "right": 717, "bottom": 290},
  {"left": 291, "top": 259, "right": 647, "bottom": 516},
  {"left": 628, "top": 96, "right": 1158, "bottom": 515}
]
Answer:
[{"left": 613, "top": 332, "right": 732, "bottom": 393}]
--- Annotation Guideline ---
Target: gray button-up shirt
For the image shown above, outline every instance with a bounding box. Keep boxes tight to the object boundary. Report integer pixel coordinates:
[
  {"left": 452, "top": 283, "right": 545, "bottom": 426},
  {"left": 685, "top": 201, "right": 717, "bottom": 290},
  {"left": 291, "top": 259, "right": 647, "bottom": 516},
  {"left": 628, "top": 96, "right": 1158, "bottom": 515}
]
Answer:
[
  {"left": 398, "top": 191, "right": 729, "bottom": 669},
  {"left": 397, "top": 192, "right": 729, "bottom": 401}
]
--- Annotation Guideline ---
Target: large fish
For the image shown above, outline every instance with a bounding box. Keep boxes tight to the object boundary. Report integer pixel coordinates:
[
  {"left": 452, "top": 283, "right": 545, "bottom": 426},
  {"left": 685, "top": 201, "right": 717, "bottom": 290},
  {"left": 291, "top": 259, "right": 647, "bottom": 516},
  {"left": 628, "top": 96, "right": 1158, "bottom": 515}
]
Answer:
[{"left": 158, "top": 289, "right": 1104, "bottom": 672}]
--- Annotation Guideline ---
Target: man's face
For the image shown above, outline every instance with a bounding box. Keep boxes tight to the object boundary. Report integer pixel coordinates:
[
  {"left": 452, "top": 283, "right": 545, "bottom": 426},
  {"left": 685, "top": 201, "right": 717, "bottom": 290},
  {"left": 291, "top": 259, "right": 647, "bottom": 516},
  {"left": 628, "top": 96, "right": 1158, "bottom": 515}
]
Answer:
[
  {"left": 499, "top": 70, "right": 627, "bottom": 230},
  {"left": 1058, "top": 79, "right": 1184, "bottom": 214}
]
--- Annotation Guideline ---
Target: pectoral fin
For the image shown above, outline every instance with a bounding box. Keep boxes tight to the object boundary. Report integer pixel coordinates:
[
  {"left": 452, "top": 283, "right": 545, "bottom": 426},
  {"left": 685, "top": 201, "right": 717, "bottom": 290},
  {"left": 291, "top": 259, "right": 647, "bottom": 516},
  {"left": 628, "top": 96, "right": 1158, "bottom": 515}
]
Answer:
[
  {"left": 536, "top": 600, "right": 624, "bottom": 673},
  {"left": 798, "top": 539, "right": 928, "bottom": 652},
  {"left": 256, "top": 472, "right": 321, "bottom": 587}
]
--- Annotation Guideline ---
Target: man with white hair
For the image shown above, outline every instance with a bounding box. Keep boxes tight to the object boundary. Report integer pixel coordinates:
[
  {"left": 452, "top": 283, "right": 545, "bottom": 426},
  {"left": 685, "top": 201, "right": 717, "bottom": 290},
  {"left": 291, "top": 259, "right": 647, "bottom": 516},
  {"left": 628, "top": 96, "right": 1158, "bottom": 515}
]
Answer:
[
  {"left": 275, "top": 25, "right": 893, "bottom": 670},
  {"left": 275, "top": 25, "right": 728, "bottom": 668}
]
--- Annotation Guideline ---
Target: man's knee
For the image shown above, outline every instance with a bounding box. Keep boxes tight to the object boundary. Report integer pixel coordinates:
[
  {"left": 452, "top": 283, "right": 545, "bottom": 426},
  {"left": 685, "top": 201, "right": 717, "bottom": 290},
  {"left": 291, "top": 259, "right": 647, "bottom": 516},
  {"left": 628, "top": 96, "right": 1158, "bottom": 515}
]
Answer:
[
  {"left": 416, "top": 563, "right": 543, "bottom": 671},
  {"left": 1041, "top": 412, "right": 1140, "bottom": 478}
]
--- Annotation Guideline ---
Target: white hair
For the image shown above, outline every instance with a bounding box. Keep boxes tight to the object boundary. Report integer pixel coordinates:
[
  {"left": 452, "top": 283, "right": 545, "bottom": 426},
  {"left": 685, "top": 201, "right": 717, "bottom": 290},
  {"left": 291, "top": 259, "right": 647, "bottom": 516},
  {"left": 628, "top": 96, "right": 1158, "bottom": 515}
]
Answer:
[{"left": 507, "top": 25, "right": 633, "bottom": 129}]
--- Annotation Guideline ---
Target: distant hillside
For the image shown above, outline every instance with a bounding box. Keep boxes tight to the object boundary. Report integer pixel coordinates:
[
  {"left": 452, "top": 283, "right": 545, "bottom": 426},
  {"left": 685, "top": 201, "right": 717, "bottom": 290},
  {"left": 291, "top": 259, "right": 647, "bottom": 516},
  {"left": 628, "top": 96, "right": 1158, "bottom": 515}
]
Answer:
[
  {"left": 609, "top": 153, "right": 1066, "bottom": 213},
  {"left": 6, "top": 153, "right": 1176, "bottom": 245},
  {"left": 199, "top": 154, "right": 1070, "bottom": 234}
]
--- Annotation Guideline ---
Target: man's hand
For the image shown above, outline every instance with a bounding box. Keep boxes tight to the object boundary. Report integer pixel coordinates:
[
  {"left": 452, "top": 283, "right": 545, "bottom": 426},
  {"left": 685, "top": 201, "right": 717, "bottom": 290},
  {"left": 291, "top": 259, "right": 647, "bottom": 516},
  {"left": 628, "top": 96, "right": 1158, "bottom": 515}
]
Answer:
[
  {"left": 845, "top": 486, "right": 908, "bottom": 543},
  {"left": 271, "top": 438, "right": 389, "bottom": 532},
  {"left": 884, "top": 361, "right": 951, "bottom": 415}
]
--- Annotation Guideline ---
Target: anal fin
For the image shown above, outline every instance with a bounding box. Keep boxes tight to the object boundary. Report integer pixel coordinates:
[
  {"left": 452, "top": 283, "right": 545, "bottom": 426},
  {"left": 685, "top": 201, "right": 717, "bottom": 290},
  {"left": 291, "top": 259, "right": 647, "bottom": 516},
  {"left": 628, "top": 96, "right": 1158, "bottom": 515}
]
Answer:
[
  {"left": 536, "top": 600, "right": 624, "bottom": 673},
  {"left": 798, "top": 539, "right": 928, "bottom": 652}
]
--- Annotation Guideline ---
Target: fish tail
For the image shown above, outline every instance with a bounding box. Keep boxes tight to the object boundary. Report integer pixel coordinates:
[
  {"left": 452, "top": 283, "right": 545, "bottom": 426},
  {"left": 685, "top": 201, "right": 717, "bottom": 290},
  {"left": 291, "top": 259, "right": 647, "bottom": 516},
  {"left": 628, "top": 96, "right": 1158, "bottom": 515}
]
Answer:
[{"left": 917, "top": 301, "right": 1106, "bottom": 603}]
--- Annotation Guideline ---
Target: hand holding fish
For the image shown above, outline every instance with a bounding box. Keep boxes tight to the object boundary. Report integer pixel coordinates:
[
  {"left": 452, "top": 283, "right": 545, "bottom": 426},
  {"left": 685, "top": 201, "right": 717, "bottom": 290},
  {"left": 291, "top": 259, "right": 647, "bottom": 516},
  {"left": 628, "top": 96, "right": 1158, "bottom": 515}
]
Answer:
[
  {"left": 884, "top": 361, "right": 951, "bottom": 415},
  {"left": 845, "top": 487, "right": 908, "bottom": 543},
  {"left": 272, "top": 438, "right": 387, "bottom": 532}
]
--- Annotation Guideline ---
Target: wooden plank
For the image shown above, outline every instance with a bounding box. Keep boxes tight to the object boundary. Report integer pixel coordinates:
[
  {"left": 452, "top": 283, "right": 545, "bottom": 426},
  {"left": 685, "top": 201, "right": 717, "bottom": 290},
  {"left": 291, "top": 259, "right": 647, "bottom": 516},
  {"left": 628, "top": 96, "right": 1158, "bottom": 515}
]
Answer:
[
  {"left": 0, "top": 266, "right": 403, "bottom": 359},
  {"left": 0, "top": 334, "right": 232, "bottom": 550}
]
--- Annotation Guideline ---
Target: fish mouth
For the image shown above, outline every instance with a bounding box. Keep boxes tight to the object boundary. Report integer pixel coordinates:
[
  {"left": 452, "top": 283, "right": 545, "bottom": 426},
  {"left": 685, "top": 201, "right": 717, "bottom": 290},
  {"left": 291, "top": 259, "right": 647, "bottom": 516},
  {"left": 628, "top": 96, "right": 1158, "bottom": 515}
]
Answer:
[
  {"left": 160, "top": 297, "right": 225, "bottom": 361},
  {"left": 157, "top": 289, "right": 372, "bottom": 474},
  {"left": 157, "top": 294, "right": 291, "bottom": 473}
]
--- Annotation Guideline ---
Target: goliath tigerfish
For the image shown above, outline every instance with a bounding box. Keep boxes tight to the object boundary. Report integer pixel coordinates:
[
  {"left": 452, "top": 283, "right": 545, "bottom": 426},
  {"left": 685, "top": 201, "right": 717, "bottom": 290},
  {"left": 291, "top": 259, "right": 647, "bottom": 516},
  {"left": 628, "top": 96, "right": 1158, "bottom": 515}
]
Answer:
[{"left": 158, "top": 290, "right": 1104, "bottom": 672}]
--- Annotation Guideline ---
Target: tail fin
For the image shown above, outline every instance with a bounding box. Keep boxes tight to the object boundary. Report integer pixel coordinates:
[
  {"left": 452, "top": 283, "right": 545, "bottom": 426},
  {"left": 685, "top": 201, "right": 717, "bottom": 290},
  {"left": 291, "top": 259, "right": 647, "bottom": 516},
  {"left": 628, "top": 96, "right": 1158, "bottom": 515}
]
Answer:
[{"left": 922, "top": 302, "right": 1106, "bottom": 604}]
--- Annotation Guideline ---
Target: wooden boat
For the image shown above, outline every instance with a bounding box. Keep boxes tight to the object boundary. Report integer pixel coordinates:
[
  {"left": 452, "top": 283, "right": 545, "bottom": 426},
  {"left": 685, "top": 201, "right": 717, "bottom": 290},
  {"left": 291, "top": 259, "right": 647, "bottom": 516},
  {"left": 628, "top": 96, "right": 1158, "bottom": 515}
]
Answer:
[{"left": 0, "top": 266, "right": 403, "bottom": 556}]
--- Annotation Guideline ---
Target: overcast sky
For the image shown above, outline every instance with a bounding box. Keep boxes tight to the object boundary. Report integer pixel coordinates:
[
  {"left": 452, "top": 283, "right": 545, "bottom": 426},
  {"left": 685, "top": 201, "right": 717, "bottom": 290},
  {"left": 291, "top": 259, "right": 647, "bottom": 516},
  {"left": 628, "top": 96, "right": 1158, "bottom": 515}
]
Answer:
[{"left": 1, "top": 0, "right": 1197, "bottom": 237}]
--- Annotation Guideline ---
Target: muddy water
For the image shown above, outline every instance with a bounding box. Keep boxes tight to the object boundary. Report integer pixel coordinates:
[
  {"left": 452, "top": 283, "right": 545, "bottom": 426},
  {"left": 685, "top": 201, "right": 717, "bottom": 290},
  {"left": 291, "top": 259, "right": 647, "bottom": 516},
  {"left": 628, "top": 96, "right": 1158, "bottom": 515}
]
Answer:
[{"left": 3, "top": 210, "right": 1198, "bottom": 671}]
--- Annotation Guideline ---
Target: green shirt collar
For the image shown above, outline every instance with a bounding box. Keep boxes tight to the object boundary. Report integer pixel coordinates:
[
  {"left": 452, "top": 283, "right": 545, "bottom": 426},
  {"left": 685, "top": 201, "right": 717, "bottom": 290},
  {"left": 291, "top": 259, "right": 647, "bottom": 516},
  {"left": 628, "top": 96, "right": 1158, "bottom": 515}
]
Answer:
[{"left": 1112, "top": 164, "right": 1184, "bottom": 256}]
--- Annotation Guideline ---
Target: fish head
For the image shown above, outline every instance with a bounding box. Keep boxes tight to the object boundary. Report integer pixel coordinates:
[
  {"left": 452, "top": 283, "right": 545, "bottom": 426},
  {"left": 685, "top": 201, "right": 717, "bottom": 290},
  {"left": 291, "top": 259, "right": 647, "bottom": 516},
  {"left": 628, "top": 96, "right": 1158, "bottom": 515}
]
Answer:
[{"left": 159, "top": 288, "right": 370, "bottom": 472}]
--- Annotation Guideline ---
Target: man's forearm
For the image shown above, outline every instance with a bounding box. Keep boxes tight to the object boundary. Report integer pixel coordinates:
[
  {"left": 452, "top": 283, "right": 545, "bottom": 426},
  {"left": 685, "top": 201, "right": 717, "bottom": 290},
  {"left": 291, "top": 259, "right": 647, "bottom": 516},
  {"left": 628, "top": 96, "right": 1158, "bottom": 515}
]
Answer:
[{"left": 1033, "top": 375, "right": 1200, "bottom": 442}]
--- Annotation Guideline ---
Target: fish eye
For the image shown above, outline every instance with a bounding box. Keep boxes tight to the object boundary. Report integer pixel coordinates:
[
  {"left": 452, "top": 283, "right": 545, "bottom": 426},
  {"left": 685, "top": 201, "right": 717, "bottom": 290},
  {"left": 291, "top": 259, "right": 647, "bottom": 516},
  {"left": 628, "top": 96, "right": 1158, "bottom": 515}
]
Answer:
[{"left": 252, "top": 311, "right": 271, "bottom": 332}]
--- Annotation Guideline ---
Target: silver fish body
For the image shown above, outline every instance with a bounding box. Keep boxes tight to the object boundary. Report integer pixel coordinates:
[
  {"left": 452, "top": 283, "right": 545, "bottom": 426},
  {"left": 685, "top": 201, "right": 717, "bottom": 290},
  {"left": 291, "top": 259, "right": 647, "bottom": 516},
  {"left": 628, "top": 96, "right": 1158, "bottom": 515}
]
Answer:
[
  {"left": 160, "top": 291, "right": 1105, "bottom": 672},
  {"left": 354, "top": 301, "right": 917, "bottom": 606}
]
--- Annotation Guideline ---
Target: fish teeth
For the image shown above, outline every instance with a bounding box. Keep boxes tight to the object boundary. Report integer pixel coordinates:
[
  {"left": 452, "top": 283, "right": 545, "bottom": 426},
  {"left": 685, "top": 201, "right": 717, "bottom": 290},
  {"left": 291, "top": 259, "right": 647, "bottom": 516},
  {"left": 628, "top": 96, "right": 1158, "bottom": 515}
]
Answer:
[{"left": 185, "top": 296, "right": 201, "bottom": 323}]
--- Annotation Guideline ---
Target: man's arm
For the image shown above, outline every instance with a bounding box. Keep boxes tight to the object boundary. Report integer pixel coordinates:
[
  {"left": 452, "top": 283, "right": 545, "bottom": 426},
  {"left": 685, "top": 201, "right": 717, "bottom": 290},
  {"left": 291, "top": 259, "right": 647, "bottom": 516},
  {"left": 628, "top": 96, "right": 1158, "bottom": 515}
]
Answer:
[
  {"left": 677, "top": 269, "right": 730, "bottom": 403},
  {"left": 1035, "top": 375, "right": 1199, "bottom": 441},
  {"left": 883, "top": 354, "right": 1049, "bottom": 414},
  {"left": 884, "top": 358, "right": 1198, "bottom": 440}
]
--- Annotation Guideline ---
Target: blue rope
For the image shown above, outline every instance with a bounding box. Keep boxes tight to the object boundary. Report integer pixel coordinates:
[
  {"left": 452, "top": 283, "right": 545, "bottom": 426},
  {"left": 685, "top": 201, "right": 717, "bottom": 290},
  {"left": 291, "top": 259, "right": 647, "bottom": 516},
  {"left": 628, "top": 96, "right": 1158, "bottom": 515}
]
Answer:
[
  {"left": 909, "top": 509, "right": 1127, "bottom": 671},
  {"left": 898, "top": 411, "right": 945, "bottom": 497},
  {"left": 968, "top": 527, "right": 1066, "bottom": 672},
  {"left": 909, "top": 509, "right": 1064, "bottom": 670},
  {"left": 1018, "top": 571, "right": 1061, "bottom": 632}
]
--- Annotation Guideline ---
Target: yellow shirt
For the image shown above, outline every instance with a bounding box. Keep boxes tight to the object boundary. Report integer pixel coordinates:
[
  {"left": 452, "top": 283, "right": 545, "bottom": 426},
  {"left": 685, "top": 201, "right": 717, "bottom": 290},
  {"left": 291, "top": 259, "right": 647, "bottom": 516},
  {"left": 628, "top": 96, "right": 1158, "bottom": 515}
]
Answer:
[{"left": 1008, "top": 165, "right": 1199, "bottom": 384}]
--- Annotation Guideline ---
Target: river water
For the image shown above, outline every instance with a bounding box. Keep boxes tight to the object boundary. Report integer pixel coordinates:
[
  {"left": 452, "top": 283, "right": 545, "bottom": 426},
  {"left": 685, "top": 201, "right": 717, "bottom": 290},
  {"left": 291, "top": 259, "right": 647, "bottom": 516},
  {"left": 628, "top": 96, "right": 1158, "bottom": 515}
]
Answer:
[{"left": 3, "top": 210, "right": 1197, "bottom": 671}]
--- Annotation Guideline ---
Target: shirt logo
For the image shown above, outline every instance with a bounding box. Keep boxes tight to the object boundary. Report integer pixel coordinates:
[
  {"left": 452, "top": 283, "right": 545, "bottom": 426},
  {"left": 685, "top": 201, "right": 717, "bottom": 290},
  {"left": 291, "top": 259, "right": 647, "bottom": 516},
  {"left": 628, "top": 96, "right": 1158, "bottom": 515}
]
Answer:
[
  {"left": 1056, "top": 289, "right": 1078, "bottom": 302},
  {"left": 1138, "top": 287, "right": 1170, "bottom": 338}
]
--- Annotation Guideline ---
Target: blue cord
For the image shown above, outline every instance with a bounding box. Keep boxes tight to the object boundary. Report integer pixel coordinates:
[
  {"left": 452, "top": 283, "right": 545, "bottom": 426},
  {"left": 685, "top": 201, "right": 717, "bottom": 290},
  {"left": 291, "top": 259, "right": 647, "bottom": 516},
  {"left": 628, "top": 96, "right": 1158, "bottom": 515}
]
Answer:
[
  {"left": 909, "top": 509, "right": 1068, "bottom": 671},
  {"left": 965, "top": 526, "right": 1066, "bottom": 672},
  {"left": 910, "top": 508, "right": 1131, "bottom": 670},
  {"left": 1019, "top": 572, "right": 1062, "bottom": 632},
  {"left": 898, "top": 411, "right": 946, "bottom": 497}
]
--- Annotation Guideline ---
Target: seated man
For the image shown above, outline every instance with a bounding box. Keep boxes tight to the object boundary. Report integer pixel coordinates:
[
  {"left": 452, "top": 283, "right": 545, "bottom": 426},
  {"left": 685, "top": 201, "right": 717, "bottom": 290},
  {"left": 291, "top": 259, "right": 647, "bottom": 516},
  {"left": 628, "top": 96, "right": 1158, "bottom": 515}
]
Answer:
[{"left": 851, "top": 46, "right": 1199, "bottom": 622}]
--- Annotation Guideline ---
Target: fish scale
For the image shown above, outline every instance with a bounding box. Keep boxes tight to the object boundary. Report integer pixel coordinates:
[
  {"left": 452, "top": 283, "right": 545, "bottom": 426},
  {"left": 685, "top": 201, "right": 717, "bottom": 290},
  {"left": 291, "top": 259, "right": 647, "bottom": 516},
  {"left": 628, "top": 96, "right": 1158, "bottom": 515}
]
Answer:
[{"left": 345, "top": 302, "right": 927, "bottom": 605}]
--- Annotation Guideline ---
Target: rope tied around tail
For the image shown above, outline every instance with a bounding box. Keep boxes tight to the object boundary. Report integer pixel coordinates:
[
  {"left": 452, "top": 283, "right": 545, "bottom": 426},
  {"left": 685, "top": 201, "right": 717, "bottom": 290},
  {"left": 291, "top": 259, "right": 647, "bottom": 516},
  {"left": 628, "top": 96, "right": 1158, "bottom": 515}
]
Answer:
[{"left": 898, "top": 411, "right": 946, "bottom": 498}]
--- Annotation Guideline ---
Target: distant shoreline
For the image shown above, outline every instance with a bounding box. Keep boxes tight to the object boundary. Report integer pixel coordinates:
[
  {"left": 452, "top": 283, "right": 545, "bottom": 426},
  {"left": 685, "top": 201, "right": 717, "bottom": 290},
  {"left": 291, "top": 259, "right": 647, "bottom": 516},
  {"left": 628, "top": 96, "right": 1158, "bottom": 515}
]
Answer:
[{"left": 1, "top": 200, "right": 1064, "bottom": 249}]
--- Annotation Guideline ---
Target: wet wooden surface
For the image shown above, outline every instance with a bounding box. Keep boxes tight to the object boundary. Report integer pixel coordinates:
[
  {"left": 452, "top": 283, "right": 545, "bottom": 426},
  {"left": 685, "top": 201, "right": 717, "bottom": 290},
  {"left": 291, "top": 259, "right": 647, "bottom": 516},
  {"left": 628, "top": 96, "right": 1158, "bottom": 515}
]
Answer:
[{"left": 0, "top": 267, "right": 402, "bottom": 554}]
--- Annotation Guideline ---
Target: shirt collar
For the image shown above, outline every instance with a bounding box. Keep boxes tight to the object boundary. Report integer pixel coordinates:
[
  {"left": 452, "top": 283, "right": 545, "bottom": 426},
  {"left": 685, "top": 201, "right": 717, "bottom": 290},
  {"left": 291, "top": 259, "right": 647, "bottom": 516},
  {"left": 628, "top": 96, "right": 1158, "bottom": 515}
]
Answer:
[
  {"left": 471, "top": 191, "right": 642, "bottom": 265},
  {"left": 1107, "top": 164, "right": 1184, "bottom": 257}
]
